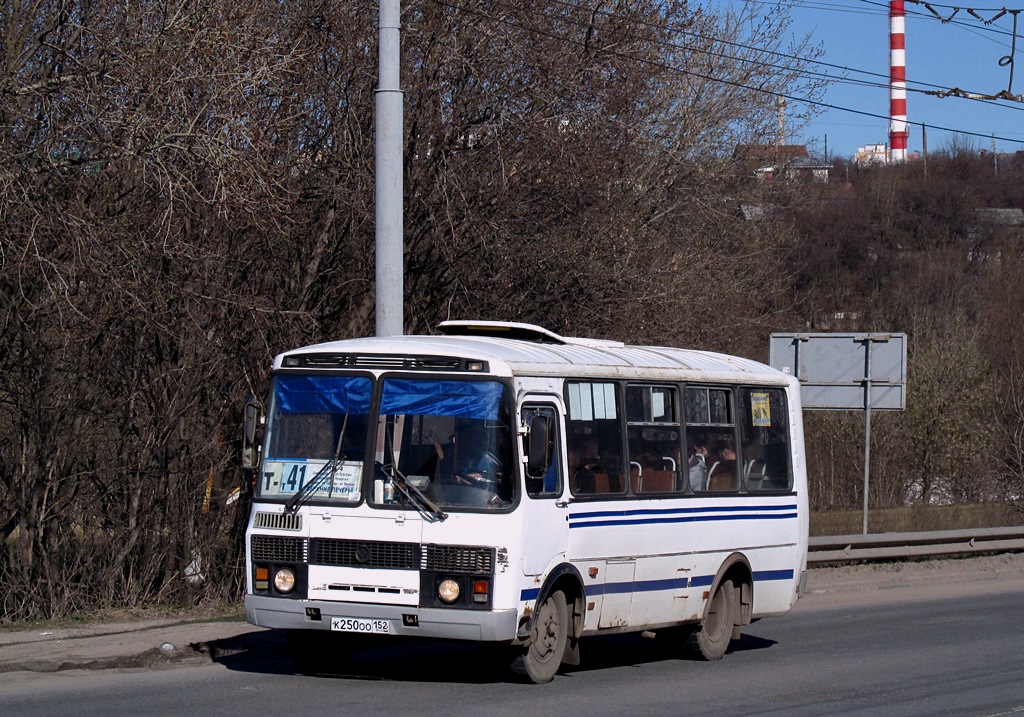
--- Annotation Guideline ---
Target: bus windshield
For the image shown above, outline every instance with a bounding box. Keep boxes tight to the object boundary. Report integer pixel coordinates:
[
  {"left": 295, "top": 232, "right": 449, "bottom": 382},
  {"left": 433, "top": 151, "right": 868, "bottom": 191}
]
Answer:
[
  {"left": 259, "top": 374, "right": 372, "bottom": 503},
  {"left": 374, "top": 377, "right": 515, "bottom": 510}
]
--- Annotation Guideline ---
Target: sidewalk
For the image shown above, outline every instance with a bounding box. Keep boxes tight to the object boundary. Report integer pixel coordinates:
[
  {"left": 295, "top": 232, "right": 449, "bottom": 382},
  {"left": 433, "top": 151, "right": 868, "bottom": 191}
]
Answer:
[
  {"left": 2, "top": 553, "right": 1023, "bottom": 674},
  {"left": 0, "top": 615, "right": 268, "bottom": 673}
]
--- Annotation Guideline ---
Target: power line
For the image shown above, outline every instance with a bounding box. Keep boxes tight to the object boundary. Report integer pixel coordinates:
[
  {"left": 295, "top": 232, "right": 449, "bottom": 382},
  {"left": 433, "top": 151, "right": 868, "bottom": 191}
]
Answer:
[
  {"left": 858, "top": 0, "right": 1018, "bottom": 41},
  {"left": 746, "top": 2, "right": 1024, "bottom": 108},
  {"left": 542, "top": 0, "right": 1024, "bottom": 107},
  {"left": 532, "top": 0, "right": 1024, "bottom": 110},
  {"left": 428, "top": 0, "right": 1024, "bottom": 146},
  {"left": 908, "top": 1, "right": 1024, "bottom": 20},
  {"left": 798, "top": 0, "right": 1024, "bottom": 100},
  {"left": 748, "top": 0, "right": 892, "bottom": 18}
]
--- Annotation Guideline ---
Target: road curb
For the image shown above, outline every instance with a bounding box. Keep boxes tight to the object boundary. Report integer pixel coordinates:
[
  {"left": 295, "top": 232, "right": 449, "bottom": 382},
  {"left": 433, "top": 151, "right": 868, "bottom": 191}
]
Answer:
[{"left": 0, "top": 620, "right": 267, "bottom": 674}]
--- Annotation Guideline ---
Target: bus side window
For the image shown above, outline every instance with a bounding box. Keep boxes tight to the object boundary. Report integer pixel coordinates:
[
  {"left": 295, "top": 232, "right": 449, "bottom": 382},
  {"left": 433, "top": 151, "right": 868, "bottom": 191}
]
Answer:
[
  {"left": 739, "top": 387, "right": 792, "bottom": 491},
  {"left": 522, "top": 405, "right": 562, "bottom": 498},
  {"left": 684, "top": 386, "right": 739, "bottom": 493},
  {"left": 565, "top": 381, "right": 625, "bottom": 497},
  {"left": 626, "top": 385, "right": 682, "bottom": 494}
]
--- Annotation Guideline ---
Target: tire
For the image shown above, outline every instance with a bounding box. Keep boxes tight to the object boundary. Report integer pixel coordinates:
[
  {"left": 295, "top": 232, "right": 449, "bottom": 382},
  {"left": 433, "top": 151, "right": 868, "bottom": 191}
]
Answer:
[
  {"left": 512, "top": 589, "right": 568, "bottom": 683},
  {"left": 686, "top": 579, "right": 736, "bottom": 661},
  {"left": 286, "top": 629, "right": 351, "bottom": 675}
]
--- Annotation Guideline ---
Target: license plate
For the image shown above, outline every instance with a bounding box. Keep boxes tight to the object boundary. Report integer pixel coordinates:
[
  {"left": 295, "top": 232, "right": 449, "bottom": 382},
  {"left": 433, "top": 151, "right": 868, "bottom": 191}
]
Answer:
[{"left": 330, "top": 617, "right": 391, "bottom": 634}]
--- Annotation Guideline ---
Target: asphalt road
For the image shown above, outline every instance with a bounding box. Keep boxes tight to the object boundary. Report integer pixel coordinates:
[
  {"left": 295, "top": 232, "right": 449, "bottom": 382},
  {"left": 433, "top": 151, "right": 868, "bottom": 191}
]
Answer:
[{"left": 1, "top": 585, "right": 1022, "bottom": 717}]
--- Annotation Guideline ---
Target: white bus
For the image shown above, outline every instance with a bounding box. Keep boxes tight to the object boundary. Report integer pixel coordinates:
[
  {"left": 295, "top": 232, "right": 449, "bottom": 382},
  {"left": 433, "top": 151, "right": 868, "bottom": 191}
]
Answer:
[{"left": 242, "top": 321, "right": 808, "bottom": 682}]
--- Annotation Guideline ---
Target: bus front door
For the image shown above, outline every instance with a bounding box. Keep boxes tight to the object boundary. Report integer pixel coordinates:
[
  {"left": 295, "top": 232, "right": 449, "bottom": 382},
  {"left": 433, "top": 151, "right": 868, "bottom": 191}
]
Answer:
[{"left": 520, "top": 401, "right": 569, "bottom": 577}]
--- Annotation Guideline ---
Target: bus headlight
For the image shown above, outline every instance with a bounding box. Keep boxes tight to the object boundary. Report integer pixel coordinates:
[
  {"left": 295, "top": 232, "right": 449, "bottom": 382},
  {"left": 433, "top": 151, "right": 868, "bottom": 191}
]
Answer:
[
  {"left": 273, "top": 567, "right": 296, "bottom": 594},
  {"left": 438, "top": 578, "right": 460, "bottom": 604}
]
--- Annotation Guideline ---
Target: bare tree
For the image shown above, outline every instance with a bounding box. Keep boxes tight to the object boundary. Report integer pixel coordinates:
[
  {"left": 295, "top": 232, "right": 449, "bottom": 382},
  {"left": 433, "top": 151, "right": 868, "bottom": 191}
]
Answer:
[{"left": 1, "top": 0, "right": 830, "bottom": 620}]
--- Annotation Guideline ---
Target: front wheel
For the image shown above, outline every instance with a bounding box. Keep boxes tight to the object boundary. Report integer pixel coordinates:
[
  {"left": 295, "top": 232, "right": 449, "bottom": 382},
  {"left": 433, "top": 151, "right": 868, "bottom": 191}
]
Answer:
[
  {"left": 512, "top": 589, "right": 568, "bottom": 683},
  {"left": 685, "top": 578, "right": 736, "bottom": 661}
]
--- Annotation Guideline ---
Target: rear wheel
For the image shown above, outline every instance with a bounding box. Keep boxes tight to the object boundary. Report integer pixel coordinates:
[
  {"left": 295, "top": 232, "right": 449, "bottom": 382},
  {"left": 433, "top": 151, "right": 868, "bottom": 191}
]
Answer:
[
  {"left": 512, "top": 589, "right": 568, "bottom": 683},
  {"left": 686, "top": 579, "right": 736, "bottom": 661}
]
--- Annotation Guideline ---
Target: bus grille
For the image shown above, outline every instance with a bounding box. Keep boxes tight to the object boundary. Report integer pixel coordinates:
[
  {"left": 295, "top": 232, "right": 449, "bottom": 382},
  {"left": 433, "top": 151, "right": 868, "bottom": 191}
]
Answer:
[
  {"left": 422, "top": 544, "right": 495, "bottom": 574},
  {"left": 251, "top": 535, "right": 307, "bottom": 563},
  {"left": 253, "top": 511, "right": 302, "bottom": 531},
  {"left": 310, "top": 538, "right": 419, "bottom": 570}
]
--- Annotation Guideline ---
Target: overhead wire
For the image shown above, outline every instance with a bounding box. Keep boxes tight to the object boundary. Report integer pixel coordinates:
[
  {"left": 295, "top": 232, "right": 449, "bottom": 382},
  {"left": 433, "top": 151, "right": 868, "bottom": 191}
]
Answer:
[
  {"left": 754, "top": 0, "right": 1024, "bottom": 99},
  {"left": 427, "top": 0, "right": 1024, "bottom": 145},
  {"left": 534, "top": 0, "right": 1024, "bottom": 107},
  {"left": 857, "top": 0, "right": 1018, "bottom": 41}
]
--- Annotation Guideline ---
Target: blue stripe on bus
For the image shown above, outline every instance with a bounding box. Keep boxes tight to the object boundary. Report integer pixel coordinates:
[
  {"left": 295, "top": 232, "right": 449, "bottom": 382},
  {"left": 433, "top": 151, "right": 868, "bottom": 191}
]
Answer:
[
  {"left": 569, "top": 512, "right": 798, "bottom": 529},
  {"left": 519, "top": 569, "right": 795, "bottom": 602},
  {"left": 753, "top": 569, "right": 796, "bottom": 582},
  {"left": 571, "top": 504, "right": 798, "bottom": 520},
  {"left": 689, "top": 574, "right": 715, "bottom": 588}
]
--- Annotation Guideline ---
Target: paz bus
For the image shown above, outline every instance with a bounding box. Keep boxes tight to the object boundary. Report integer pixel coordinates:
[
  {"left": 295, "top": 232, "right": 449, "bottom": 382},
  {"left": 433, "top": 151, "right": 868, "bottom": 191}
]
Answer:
[{"left": 241, "top": 321, "right": 808, "bottom": 682}]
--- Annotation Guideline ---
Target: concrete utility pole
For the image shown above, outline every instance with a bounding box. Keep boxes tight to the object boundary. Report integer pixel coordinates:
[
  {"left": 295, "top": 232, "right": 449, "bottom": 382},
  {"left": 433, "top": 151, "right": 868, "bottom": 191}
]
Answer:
[{"left": 375, "top": 0, "right": 404, "bottom": 336}]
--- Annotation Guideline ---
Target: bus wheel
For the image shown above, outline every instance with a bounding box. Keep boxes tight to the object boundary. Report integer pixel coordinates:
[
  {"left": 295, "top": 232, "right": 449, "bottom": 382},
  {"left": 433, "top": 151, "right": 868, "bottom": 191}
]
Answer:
[
  {"left": 513, "top": 589, "right": 568, "bottom": 683},
  {"left": 686, "top": 579, "right": 736, "bottom": 661}
]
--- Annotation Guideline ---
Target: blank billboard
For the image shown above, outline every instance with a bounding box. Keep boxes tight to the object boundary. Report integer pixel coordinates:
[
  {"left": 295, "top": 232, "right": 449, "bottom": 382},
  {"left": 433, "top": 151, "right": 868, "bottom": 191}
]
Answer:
[{"left": 769, "top": 333, "right": 907, "bottom": 411}]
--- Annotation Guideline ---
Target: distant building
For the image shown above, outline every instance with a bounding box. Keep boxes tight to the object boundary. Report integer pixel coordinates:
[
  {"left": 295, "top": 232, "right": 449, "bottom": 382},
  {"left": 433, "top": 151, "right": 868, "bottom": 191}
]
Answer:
[
  {"left": 786, "top": 156, "right": 831, "bottom": 183},
  {"left": 856, "top": 144, "right": 888, "bottom": 166},
  {"left": 733, "top": 144, "right": 829, "bottom": 183},
  {"left": 856, "top": 143, "right": 921, "bottom": 166}
]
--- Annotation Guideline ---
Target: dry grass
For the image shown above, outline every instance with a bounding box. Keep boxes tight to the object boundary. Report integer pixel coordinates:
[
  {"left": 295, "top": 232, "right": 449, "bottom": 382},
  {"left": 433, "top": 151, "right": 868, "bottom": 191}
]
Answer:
[{"left": 811, "top": 502, "right": 1023, "bottom": 536}]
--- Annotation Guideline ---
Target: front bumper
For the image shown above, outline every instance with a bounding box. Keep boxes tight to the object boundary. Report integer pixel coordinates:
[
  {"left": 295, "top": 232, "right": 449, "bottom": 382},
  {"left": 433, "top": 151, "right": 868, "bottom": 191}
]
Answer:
[{"left": 245, "top": 594, "right": 519, "bottom": 642}]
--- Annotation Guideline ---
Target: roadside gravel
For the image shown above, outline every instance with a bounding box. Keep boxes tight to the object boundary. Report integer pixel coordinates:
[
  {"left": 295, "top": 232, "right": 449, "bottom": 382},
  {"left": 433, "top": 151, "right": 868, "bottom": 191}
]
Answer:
[{"left": 799, "top": 552, "right": 1024, "bottom": 610}]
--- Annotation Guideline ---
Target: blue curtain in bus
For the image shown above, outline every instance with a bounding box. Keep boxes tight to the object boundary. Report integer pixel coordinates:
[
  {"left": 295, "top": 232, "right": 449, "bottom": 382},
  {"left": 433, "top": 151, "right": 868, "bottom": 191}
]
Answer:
[
  {"left": 274, "top": 375, "right": 372, "bottom": 414},
  {"left": 380, "top": 379, "right": 505, "bottom": 420}
]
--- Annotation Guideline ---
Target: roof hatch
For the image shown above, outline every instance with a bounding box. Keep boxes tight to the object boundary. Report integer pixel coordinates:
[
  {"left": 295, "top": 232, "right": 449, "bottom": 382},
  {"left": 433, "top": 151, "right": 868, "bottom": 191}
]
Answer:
[
  {"left": 437, "top": 320, "right": 567, "bottom": 344},
  {"left": 437, "top": 321, "right": 625, "bottom": 348}
]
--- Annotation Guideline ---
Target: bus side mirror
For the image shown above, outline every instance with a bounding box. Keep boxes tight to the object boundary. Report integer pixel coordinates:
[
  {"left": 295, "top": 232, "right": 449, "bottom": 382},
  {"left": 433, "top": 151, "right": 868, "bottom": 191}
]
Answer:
[
  {"left": 526, "top": 415, "right": 551, "bottom": 478},
  {"left": 242, "top": 395, "right": 261, "bottom": 471}
]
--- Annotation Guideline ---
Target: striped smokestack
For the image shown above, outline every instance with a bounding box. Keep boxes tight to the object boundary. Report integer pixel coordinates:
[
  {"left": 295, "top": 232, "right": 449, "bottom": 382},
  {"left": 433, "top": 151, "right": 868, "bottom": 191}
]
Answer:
[{"left": 889, "top": 1, "right": 908, "bottom": 162}]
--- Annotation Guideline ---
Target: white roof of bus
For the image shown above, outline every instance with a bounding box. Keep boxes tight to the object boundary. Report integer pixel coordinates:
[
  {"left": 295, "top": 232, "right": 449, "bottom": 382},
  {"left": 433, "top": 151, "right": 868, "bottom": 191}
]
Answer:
[{"left": 274, "top": 322, "right": 787, "bottom": 384}]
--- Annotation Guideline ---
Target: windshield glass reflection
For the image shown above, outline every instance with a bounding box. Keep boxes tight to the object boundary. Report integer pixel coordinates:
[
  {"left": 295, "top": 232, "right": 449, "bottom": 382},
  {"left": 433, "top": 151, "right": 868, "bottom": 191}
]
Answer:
[
  {"left": 374, "top": 378, "right": 514, "bottom": 510},
  {"left": 259, "top": 375, "right": 371, "bottom": 502}
]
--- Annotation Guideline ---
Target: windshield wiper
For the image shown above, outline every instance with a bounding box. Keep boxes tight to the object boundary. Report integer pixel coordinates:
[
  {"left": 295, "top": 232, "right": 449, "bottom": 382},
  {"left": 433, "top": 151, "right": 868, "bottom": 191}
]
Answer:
[
  {"left": 283, "top": 460, "right": 339, "bottom": 514},
  {"left": 284, "top": 412, "right": 349, "bottom": 514},
  {"left": 381, "top": 463, "right": 448, "bottom": 523}
]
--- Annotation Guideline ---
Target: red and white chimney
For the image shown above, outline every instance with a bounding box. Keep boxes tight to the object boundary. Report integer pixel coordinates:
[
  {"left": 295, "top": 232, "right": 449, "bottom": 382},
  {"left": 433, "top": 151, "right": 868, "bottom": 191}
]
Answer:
[{"left": 889, "top": 1, "right": 908, "bottom": 162}]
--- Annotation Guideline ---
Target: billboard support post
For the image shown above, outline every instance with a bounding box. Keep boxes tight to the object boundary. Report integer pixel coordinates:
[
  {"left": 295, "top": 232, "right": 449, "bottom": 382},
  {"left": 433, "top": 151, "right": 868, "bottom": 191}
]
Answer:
[
  {"left": 770, "top": 333, "right": 907, "bottom": 534},
  {"left": 862, "top": 342, "right": 873, "bottom": 535}
]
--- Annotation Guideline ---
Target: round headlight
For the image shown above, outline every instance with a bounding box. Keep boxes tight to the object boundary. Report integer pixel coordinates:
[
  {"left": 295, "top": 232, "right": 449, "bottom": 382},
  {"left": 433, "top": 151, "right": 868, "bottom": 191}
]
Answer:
[
  {"left": 438, "top": 578, "right": 461, "bottom": 604},
  {"left": 273, "top": 567, "right": 296, "bottom": 594}
]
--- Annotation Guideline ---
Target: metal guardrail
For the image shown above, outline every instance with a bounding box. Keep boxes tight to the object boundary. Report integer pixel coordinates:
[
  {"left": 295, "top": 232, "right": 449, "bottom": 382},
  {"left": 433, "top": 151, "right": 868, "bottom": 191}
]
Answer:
[{"left": 807, "top": 526, "right": 1024, "bottom": 564}]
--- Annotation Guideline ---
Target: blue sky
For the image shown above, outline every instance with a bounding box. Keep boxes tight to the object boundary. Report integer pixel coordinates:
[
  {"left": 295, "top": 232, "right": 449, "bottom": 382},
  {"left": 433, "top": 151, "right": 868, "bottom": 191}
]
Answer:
[{"left": 709, "top": 1, "right": 1024, "bottom": 159}]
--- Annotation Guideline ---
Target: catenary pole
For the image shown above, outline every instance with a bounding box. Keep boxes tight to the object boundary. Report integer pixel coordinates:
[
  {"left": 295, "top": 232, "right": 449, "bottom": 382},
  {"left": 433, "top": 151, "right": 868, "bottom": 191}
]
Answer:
[{"left": 376, "top": 0, "right": 404, "bottom": 336}]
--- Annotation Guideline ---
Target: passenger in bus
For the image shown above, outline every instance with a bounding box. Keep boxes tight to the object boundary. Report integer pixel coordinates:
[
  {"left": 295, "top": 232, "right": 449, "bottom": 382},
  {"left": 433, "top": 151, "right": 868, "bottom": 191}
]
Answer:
[
  {"left": 568, "top": 436, "right": 601, "bottom": 494},
  {"left": 688, "top": 437, "right": 709, "bottom": 491},
  {"left": 706, "top": 439, "right": 737, "bottom": 490}
]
